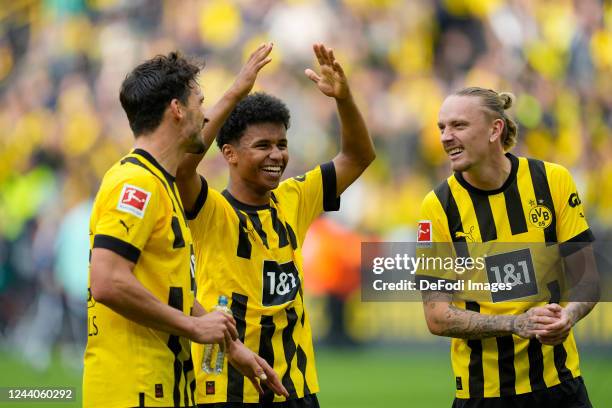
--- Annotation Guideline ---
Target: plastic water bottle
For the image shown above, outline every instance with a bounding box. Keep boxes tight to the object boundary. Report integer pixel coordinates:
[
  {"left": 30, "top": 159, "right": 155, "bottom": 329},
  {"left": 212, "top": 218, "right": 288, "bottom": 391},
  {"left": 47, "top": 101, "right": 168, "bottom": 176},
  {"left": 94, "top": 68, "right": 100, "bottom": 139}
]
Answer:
[{"left": 201, "top": 295, "right": 232, "bottom": 374}]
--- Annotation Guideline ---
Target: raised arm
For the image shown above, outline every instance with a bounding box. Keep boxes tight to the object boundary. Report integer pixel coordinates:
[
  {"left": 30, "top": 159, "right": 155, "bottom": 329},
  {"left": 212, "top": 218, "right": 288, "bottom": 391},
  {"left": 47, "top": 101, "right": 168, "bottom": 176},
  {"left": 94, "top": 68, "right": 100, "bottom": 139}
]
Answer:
[
  {"left": 421, "top": 291, "right": 554, "bottom": 340},
  {"left": 304, "top": 43, "right": 375, "bottom": 195},
  {"left": 177, "top": 43, "right": 273, "bottom": 210}
]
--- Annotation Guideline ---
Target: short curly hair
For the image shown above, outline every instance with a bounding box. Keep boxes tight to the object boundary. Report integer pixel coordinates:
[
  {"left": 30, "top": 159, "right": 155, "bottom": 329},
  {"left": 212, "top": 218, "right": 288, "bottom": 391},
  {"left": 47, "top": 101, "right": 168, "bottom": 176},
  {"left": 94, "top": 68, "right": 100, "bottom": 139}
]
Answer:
[
  {"left": 120, "top": 51, "right": 203, "bottom": 136},
  {"left": 217, "top": 92, "right": 291, "bottom": 149}
]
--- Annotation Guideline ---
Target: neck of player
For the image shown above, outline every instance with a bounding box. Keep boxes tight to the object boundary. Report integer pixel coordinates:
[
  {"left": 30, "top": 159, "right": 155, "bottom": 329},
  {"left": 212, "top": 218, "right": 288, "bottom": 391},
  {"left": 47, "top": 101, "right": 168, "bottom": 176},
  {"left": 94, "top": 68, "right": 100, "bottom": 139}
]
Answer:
[
  {"left": 462, "top": 153, "right": 512, "bottom": 191},
  {"left": 133, "top": 128, "right": 186, "bottom": 177},
  {"left": 226, "top": 178, "right": 271, "bottom": 206}
]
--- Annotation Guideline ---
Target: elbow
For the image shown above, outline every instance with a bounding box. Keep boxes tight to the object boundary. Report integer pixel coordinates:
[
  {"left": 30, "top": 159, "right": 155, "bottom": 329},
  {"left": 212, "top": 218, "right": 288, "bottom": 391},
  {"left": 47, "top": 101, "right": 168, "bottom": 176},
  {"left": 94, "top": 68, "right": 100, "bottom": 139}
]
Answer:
[
  {"left": 423, "top": 304, "right": 452, "bottom": 337},
  {"left": 363, "top": 150, "right": 376, "bottom": 167},
  {"left": 90, "top": 268, "right": 122, "bottom": 306},
  {"left": 424, "top": 314, "right": 446, "bottom": 336},
  {"left": 426, "top": 319, "right": 444, "bottom": 336},
  {"left": 349, "top": 150, "right": 377, "bottom": 171},
  {"left": 90, "top": 280, "right": 115, "bottom": 306},
  {"left": 359, "top": 143, "right": 377, "bottom": 167}
]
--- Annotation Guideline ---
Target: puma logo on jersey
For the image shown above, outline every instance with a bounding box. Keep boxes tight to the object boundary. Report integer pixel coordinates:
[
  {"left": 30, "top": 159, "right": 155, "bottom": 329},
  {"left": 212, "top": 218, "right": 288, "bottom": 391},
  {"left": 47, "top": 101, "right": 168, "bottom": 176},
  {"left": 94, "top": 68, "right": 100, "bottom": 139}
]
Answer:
[
  {"left": 455, "top": 226, "right": 475, "bottom": 242},
  {"left": 117, "top": 184, "right": 151, "bottom": 218},
  {"left": 119, "top": 220, "right": 134, "bottom": 234}
]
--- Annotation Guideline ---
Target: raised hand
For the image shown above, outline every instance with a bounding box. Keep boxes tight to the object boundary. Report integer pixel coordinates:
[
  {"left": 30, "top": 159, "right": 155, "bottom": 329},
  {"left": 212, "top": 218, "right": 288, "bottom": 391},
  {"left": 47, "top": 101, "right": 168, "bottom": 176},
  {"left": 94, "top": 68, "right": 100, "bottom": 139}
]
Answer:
[
  {"left": 228, "top": 42, "right": 273, "bottom": 100},
  {"left": 228, "top": 341, "right": 289, "bottom": 397},
  {"left": 305, "top": 43, "right": 350, "bottom": 100}
]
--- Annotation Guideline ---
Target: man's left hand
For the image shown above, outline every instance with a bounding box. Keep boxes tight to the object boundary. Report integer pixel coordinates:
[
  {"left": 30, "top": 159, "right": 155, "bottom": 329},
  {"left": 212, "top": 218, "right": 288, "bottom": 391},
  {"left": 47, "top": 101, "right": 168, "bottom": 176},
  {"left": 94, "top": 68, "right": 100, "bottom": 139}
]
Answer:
[
  {"left": 228, "top": 42, "right": 273, "bottom": 101},
  {"left": 305, "top": 43, "right": 350, "bottom": 100},
  {"left": 535, "top": 303, "right": 573, "bottom": 345},
  {"left": 228, "top": 340, "right": 289, "bottom": 398}
]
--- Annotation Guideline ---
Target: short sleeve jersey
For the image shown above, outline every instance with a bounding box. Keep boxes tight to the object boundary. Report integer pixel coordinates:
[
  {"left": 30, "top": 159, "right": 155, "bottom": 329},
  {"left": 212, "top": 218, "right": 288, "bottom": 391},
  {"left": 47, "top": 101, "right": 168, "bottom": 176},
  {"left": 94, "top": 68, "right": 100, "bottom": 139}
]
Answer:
[
  {"left": 418, "top": 154, "right": 594, "bottom": 399},
  {"left": 188, "top": 162, "right": 339, "bottom": 404},
  {"left": 83, "top": 149, "right": 197, "bottom": 408}
]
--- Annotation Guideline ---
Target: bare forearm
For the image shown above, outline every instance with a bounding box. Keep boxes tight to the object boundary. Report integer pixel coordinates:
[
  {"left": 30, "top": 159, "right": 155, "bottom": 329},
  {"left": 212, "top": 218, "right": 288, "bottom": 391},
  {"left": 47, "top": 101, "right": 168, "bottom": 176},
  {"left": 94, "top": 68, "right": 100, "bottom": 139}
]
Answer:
[
  {"left": 335, "top": 93, "right": 375, "bottom": 165},
  {"left": 192, "top": 300, "right": 207, "bottom": 317},
  {"left": 566, "top": 301, "right": 596, "bottom": 326},
  {"left": 201, "top": 90, "right": 242, "bottom": 151},
  {"left": 176, "top": 90, "right": 243, "bottom": 211},
  {"left": 198, "top": 41, "right": 272, "bottom": 151},
  {"left": 437, "top": 304, "right": 516, "bottom": 339},
  {"left": 97, "top": 272, "right": 194, "bottom": 339},
  {"left": 176, "top": 159, "right": 203, "bottom": 212}
]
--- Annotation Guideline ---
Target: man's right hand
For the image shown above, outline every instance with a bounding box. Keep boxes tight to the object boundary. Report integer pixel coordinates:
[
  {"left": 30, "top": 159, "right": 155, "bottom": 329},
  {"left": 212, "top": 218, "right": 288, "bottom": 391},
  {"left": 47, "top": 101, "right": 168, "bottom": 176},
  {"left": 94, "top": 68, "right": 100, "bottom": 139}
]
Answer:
[
  {"left": 190, "top": 310, "right": 238, "bottom": 344},
  {"left": 512, "top": 305, "right": 560, "bottom": 339}
]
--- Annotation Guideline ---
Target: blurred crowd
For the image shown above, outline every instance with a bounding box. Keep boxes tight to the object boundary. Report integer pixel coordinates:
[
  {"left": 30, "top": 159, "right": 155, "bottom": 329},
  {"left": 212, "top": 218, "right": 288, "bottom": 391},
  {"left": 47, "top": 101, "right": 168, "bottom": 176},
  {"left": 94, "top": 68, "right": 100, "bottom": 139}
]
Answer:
[{"left": 0, "top": 0, "right": 611, "bottom": 367}]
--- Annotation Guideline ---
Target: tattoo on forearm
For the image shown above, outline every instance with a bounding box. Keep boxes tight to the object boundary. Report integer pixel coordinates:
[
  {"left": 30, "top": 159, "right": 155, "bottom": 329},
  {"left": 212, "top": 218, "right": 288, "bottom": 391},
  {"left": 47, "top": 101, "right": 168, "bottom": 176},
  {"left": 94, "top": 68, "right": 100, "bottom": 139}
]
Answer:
[
  {"left": 422, "top": 291, "right": 517, "bottom": 339},
  {"left": 438, "top": 305, "right": 515, "bottom": 339},
  {"left": 567, "top": 302, "right": 596, "bottom": 326}
]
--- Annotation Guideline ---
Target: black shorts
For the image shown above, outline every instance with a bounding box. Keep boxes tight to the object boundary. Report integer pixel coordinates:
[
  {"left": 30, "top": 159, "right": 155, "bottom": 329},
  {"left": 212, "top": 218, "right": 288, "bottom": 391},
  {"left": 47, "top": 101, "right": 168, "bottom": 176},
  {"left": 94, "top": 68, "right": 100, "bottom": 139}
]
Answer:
[
  {"left": 198, "top": 394, "right": 320, "bottom": 408},
  {"left": 452, "top": 377, "right": 591, "bottom": 408}
]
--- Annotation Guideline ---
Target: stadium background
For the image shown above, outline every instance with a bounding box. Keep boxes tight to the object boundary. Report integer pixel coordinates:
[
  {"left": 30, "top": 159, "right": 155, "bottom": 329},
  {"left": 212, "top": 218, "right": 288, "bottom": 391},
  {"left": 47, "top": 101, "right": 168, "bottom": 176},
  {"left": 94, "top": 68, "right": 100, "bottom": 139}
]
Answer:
[{"left": 0, "top": 0, "right": 611, "bottom": 406}]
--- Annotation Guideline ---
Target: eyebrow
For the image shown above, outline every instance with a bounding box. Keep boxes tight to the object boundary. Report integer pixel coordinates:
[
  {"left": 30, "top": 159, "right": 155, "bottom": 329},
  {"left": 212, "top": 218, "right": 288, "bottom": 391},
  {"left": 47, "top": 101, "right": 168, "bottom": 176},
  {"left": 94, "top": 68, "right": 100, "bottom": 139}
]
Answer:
[
  {"left": 439, "top": 119, "right": 469, "bottom": 128},
  {"left": 250, "top": 137, "right": 288, "bottom": 145}
]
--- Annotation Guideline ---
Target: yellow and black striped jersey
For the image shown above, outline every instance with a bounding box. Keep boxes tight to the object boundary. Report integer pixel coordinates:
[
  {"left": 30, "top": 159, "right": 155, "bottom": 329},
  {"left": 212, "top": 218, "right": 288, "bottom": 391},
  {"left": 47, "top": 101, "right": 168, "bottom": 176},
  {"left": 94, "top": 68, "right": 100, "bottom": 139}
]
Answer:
[
  {"left": 84, "top": 149, "right": 197, "bottom": 408},
  {"left": 419, "top": 153, "right": 594, "bottom": 399},
  {"left": 187, "top": 162, "right": 340, "bottom": 404}
]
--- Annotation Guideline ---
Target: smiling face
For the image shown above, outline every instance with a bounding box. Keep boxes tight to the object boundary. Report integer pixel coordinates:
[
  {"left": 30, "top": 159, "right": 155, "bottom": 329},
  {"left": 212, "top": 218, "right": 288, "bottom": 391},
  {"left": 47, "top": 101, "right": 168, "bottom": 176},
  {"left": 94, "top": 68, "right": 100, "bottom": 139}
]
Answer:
[
  {"left": 438, "top": 95, "right": 499, "bottom": 173},
  {"left": 225, "top": 122, "right": 289, "bottom": 196}
]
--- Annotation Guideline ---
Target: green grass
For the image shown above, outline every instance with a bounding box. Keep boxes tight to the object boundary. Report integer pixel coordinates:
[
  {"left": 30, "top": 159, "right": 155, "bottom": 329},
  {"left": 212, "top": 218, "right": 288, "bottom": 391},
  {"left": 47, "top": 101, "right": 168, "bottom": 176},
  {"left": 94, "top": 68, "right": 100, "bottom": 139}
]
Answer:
[
  {"left": 317, "top": 348, "right": 455, "bottom": 407},
  {"left": 0, "top": 347, "right": 610, "bottom": 407},
  {"left": 316, "top": 347, "right": 612, "bottom": 407},
  {"left": 0, "top": 351, "right": 82, "bottom": 407}
]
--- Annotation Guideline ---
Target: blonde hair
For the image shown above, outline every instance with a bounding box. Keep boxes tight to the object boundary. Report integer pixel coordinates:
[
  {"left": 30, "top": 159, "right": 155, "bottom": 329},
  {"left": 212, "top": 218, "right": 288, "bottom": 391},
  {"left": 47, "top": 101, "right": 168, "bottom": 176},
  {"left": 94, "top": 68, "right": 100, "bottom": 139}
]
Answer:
[{"left": 455, "top": 87, "right": 518, "bottom": 151}]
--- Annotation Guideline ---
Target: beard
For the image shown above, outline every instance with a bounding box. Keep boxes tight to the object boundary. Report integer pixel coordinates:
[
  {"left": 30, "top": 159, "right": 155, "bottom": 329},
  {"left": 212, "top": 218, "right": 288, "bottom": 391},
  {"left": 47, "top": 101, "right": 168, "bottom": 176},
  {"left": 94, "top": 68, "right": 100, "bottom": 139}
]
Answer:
[
  {"left": 184, "top": 125, "right": 206, "bottom": 154},
  {"left": 186, "top": 135, "right": 205, "bottom": 154}
]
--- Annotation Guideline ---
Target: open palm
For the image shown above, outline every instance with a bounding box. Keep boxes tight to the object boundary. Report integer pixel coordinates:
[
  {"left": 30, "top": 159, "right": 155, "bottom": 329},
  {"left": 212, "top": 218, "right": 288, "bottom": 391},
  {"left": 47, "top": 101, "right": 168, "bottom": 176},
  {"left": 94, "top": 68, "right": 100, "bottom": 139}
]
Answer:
[
  {"left": 232, "top": 42, "right": 273, "bottom": 100},
  {"left": 305, "top": 43, "right": 349, "bottom": 99}
]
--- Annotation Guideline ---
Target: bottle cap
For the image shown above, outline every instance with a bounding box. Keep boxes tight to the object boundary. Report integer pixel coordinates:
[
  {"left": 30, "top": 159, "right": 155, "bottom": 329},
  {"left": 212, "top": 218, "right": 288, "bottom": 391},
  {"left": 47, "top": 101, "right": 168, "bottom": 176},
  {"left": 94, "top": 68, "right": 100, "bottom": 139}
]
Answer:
[{"left": 218, "top": 295, "right": 228, "bottom": 306}]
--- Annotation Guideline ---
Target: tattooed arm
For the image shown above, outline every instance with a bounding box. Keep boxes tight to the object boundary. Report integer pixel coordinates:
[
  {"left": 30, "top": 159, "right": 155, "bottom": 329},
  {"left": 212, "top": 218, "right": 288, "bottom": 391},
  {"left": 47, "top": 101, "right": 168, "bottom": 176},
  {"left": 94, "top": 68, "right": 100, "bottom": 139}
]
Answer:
[
  {"left": 536, "top": 245, "right": 599, "bottom": 345},
  {"left": 421, "top": 291, "right": 553, "bottom": 340},
  {"left": 535, "top": 301, "right": 596, "bottom": 345}
]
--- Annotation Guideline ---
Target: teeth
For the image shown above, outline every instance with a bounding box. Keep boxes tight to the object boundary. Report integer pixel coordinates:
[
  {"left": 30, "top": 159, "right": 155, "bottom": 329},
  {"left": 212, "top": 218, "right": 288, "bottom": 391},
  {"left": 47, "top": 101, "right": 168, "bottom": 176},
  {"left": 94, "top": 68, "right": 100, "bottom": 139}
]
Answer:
[
  {"left": 262, "top": 166, "right": 282, "bottom": 173},
  {"left": 448, "top": 147, "right": 463, "bottom": 155}
]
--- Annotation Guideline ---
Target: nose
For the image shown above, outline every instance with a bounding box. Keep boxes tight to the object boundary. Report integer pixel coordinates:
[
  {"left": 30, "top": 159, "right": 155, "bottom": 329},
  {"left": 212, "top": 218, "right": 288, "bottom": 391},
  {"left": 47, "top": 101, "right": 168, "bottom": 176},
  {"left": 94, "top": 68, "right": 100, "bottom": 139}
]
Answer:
[
  {"left": 269, "top": 145, "right": 283, "bottom": 160},
  {"left": 440, "top": 127, "right": 454, "bottom": 143}
]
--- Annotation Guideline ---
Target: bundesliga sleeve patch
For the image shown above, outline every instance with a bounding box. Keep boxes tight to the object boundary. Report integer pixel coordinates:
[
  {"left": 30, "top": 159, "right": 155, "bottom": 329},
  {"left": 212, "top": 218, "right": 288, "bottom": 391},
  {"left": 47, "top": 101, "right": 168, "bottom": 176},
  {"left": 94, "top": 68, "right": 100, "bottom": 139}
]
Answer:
[
  {"left": 417, "top": 220, "right": 432, "bottom": 242},
  {"left": 117, "top": 184, "right": 151, "bottom": 218}
]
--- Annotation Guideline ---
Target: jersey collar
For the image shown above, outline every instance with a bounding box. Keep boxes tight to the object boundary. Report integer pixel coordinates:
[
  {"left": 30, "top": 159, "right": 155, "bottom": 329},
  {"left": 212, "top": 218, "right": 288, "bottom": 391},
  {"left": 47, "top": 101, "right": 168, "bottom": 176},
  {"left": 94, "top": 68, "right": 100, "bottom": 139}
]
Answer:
[
  {"left": 454, "top": 153, "right": 519, "bottom": 196},
  {"left": 132, "top": 148, "right": 176, "bottom": 184},
  {"left": 221, "top": 189, "right": 271, "bottom": 212}
]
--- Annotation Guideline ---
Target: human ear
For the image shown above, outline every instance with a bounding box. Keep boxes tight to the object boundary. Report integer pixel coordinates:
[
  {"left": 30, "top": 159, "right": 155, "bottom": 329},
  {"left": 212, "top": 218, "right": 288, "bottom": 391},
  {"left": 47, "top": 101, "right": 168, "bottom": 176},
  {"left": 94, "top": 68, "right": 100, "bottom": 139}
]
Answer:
[
  {"left": 169, "top": 99, "right": 184, "bottom": 120},
  {"left": 489, "top": 118, "right": 504, "bottom": 143},
  {"left": 222, "top": 144, "right": 237, "bottom": 164}
]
